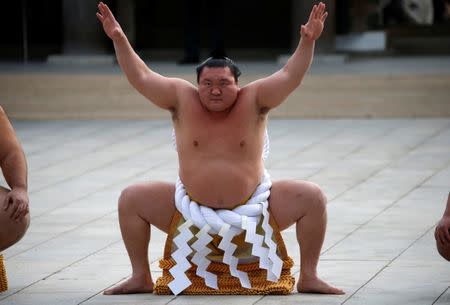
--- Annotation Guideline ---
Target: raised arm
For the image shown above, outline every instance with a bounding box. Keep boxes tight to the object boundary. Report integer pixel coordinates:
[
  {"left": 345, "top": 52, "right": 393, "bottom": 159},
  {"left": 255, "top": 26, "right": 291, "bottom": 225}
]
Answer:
[
  {"left": 249, "top": 2, "right": 328, "bottom": 110},
  {"left": 0, "top": 107, "right": 29, "bottom": 220},
  {"left": 97, "top": 2, "right": 187, "bottom": 110}
]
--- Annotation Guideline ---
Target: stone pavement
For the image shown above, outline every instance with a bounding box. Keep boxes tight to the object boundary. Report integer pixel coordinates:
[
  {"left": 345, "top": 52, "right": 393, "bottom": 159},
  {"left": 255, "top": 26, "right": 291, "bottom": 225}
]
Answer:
[{"left": 0, "top": 118, "right": 449, "bottom": 305}]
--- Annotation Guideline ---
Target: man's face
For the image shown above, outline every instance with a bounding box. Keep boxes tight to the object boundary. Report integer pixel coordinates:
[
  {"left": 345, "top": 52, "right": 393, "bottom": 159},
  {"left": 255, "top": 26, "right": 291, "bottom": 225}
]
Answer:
[{"left": 198, "top": 67, "right": 239, "bottom": 112}]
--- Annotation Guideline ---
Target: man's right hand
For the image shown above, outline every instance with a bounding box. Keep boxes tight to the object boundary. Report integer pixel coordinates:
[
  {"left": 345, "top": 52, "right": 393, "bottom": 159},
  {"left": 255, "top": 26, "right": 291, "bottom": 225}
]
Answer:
[
  {"left": 435, "top": 215, "right": 450, "bottom": 246},
  {"left": 96, "top": 2, "right": 123, "bottom": 41},
  {"left": 4, "top": 187, "right": 29, "bottom": 221}
]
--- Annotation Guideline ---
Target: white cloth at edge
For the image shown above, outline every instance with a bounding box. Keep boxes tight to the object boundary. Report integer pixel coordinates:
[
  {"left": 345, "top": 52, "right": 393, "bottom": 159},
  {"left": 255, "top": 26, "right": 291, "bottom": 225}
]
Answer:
[
  {"left": 168, "top": 169, "right": 283, "bottom": 295},
  {"left": 402, "top": 0, "right": 434, "bottom": 24},
  {"left": 171, "top": 128, "right": 270, "bottom": 161}
]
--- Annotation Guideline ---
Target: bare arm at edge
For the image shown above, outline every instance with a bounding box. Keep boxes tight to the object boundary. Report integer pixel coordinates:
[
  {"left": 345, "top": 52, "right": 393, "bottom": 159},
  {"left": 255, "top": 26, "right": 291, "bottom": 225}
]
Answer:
[{"left": 0, "top": 106, "right": 29, "bottom": 220}]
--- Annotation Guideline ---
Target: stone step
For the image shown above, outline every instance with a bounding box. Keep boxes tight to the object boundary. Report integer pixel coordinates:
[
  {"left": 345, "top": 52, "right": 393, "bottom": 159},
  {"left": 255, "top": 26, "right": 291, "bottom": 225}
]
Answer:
[{"left": 1, "top": 73, "right": 449, "bottom": 119}]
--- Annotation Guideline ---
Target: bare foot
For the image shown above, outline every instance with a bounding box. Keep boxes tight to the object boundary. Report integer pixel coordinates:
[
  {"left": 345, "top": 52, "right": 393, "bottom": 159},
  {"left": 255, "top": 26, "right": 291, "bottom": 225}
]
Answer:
[
  {"left": 103, "top": 275, "right": 154, "bottom": 295},
  {"left": 298, "top": 275, "right": 345, "bottom": 295}
]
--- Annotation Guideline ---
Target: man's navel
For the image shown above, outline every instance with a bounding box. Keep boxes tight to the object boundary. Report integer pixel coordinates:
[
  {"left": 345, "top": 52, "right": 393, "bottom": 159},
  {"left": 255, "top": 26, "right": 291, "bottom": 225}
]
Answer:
[
  {"left": 239, "top": 140, "right": 245, "bottom": 148},
  {"left": 193, "top": 140, "right": 199, "bottom": 147}
]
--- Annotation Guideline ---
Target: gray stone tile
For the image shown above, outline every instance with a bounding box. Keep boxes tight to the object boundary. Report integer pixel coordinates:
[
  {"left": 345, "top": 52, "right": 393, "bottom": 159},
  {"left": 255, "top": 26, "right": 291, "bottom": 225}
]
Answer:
[
  {"left": 257, "top": 260, "right": 386, "bottom": 305},
  {"left": 434, "top": 288, "right": 450, "bottom": 305},
  {"left": 344, "top": 231, "right": 450, "bottom": 305},
  {"left": 1, "top": 119, "right": 450, "bottom": 305},
  {"left": 81, "top": 294, "right": 174, "bottom": 305},
  {"left": 0, "top": 292, "right": 91, "bottom": 305}
]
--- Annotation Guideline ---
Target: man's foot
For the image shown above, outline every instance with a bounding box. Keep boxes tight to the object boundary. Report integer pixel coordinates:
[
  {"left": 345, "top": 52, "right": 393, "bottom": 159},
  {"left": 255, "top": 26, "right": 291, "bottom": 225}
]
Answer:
[
  {"left": 103, "top": 275, "right": 154, "bottom": 295},
  {"left": 297, "top": 275, "right": 345, "bottom": 295}
]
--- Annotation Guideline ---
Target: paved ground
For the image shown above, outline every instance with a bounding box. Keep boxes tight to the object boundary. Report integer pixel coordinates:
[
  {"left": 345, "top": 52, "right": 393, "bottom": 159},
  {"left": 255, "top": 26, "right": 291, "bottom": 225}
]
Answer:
[{"left": 0, "top": 118, "right": 449, "bottom": 305}]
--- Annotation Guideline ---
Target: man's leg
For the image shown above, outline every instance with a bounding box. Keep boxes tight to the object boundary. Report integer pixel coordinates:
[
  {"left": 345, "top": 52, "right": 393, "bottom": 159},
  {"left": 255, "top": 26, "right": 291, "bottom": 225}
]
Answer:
[
  {"left": 104, "top": 181, "right": 175, "bottom": 295},
  {"left": 0, "top": 187, "right": 30, "bottom": 252},
  {"left": 269, "top": 180, "right": 344, "bottom": 294}
]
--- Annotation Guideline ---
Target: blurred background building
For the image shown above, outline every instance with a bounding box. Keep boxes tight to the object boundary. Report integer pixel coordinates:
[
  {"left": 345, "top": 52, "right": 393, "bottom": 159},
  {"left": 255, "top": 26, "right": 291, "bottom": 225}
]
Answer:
[{"left": 1, "top": 0, "right": 449, "bottom": 63}]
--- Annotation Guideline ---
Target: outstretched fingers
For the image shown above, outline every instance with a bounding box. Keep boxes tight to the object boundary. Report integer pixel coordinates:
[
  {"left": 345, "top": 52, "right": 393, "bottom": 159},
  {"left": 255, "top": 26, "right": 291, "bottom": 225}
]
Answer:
[
  {"left": 96, "top": 12, "right": 104, "bottom": 22},
  {"left": 316, "top": 2, "right": 326, "bottom": 20},
  {"left": 101, "top": 2, "right": 114, "bottom": 20},
  {"left": 308, "top": 2, "right": 327, "bottom": 23},
  {"left": 96, "top": 2, "right": 105, "bottom": 21},
  {"left": 314, "top": 3, "right": 320, "bottom": 19},
  {"left": 308, "top": 5, "right": 317, "bottom": 22}
]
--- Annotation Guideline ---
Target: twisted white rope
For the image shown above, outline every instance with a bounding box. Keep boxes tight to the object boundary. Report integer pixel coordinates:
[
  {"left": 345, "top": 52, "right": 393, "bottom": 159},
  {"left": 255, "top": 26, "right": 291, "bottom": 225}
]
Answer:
[{"left": 168, "top": 170, "right": 283, "bottom": 295}]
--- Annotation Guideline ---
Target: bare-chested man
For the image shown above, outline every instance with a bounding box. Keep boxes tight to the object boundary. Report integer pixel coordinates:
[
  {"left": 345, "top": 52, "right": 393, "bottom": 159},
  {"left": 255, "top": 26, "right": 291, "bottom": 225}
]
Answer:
[
  {"left": 0, "top": 106, "right": 30, "bottom": 253},
  {"left": 435, "top": 193, "right": 450, "bottom": 261},
  {"left": 97, "top": 1, "right": 344, "bottom": 295}
]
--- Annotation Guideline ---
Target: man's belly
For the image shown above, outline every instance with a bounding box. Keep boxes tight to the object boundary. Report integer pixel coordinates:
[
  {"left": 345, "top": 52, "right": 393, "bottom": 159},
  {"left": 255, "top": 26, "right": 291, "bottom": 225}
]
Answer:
[{"left": 179, "top": 161, "right": 264, "bottom": 209}]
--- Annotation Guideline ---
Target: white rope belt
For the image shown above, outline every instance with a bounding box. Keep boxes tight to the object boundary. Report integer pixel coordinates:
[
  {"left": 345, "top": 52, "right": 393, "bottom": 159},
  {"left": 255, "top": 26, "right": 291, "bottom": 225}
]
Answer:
[{"left": 168, "top": 170, "right": 283, "bottom": 295}]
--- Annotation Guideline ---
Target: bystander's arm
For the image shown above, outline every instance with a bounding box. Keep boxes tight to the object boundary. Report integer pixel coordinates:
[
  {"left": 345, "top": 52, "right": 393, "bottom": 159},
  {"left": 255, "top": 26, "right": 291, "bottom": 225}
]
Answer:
[{"left": 0, "top": 107, "right": 29, "bottom": 220}]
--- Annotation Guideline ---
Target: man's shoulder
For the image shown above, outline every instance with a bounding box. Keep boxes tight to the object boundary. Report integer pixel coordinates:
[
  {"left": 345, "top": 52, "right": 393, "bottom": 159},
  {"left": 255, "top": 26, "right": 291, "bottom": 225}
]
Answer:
[
  {"left": 175, "top": 79, "right": 198, "bottom": 97},
  {"left": 236, "top": 84, "right": 258, "bottom": 102},
  {"left": 173, "top": 77, "right": 197, "bottom": 90}
]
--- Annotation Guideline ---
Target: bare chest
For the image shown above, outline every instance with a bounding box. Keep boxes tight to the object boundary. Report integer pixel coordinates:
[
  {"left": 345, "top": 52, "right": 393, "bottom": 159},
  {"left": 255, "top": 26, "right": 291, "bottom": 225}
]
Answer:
[{"left": 174, "top": 99, "right": 265, "bottom": 156}]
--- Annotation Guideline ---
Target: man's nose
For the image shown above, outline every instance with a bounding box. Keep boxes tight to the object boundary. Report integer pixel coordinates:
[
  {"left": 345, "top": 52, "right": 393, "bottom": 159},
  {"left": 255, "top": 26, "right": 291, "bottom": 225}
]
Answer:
[{"left": 211, "top": 87, "right": 221, "bottom": 95}]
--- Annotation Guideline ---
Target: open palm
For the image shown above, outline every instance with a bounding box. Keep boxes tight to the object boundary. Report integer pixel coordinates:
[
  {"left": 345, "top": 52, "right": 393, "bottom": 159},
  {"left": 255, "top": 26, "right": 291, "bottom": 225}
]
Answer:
[
  {"left": 301, "top": 2, "right": 328, "bottom": 41},
  {"left": 96, "top": 2, "right": 122, "bottom": 40}
]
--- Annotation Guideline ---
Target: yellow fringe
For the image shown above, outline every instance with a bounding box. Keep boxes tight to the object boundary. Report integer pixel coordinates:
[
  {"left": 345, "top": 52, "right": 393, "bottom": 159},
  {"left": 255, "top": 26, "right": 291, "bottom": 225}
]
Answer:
[
  {"left": 155, "top": 256, "right": 295, "bottom": 295},
  {"left": 0, "top": 254, "right": 8, "bottom": 293},
  {"left": 154, "top": 210, "right": 295, "bottom": 295}
]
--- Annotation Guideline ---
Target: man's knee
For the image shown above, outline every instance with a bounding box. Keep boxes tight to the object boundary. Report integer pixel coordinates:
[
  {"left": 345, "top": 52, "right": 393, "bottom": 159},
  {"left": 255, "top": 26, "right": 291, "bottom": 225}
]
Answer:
[
  {"left": 118, "top": 185, "right": 139, "bottom": 212},
  {"left": 305, "top": 182, "right": 327, "bottom": 211}
]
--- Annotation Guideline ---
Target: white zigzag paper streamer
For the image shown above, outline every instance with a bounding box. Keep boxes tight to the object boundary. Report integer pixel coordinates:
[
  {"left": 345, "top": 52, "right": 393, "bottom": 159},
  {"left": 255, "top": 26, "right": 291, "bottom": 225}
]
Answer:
[
  {"left": 168, "top": 218, "right": 194, "bottom": 295},
  {"left": 240, "top": 174, "right": 277, "bottom": 278},
  {"left": 218, "top": 224, "right": 250, "bottom": 288},
  {"left": 168, "top": 170, "right": 282, "bottom": 295},
  {"left": 190, "top": 223, "right": 218, "bottom": 289},
  {"left": 261, "top": 200, "right": 283, "bottom": 281}
]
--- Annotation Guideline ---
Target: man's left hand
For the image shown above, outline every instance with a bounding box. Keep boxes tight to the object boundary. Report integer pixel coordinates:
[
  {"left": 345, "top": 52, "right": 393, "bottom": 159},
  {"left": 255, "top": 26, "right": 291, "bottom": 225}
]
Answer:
[{"left": 301, "top": 2, "right": 328, "bottom": 41}]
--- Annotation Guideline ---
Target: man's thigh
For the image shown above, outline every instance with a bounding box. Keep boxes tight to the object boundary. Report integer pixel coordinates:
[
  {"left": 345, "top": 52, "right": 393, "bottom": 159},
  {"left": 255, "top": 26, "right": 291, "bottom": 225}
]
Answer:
[
  {"left": 121, "top": 181, "right": 176, "bottom": 233},
  {"left": 268, "top": 179, "right": 325, "bottom": 231}
]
